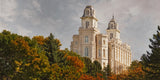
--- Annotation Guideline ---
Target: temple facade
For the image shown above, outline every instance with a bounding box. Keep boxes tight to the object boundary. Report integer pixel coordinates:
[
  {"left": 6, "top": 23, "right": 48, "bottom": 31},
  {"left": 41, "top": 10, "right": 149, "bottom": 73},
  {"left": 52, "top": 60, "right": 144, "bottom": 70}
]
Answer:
[{"left": 70, "top": 5, "right": 131, "bottom": 74}]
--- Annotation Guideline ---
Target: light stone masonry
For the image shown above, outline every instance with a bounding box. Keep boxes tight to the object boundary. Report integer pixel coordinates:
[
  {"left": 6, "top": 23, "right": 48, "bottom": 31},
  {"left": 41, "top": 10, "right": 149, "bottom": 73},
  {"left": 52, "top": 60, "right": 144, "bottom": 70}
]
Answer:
[{"left": 70, "top": 5, "right": 132, "bottom": 74}]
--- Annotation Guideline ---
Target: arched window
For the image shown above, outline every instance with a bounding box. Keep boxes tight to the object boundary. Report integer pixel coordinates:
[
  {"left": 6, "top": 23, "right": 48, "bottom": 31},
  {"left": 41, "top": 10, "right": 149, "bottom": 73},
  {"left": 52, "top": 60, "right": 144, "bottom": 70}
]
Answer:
[
  {"left": 111, "top": 24, "right": 114, "bottom": 29},
  {"left": 103, "top": 49, "right": 105, "bottom": 57},
  {"left": 110, "top": 33, "right": 113, "bottom": 39},
  {"left": 85, "top": 36, "right": 88, "bottom": 43},
  {"left": 99, "top": 49, "right": 101, "bottom": 57},
  {"left": 86, "top": 21, "right": 89, "bottom": 28},
  {"left": 85, "top": 47, "right": 88, "bottom": 56},
  {"left": 86, "top": 10, "right": 89, "bottom": 15}
]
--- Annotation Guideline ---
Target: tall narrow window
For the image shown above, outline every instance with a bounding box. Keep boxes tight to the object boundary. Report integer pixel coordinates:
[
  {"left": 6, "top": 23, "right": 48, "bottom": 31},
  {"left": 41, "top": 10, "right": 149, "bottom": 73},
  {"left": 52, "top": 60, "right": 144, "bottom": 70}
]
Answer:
[
  {"left": 86, "top": 10, "right": 89, "bottom": 15},
  {"left": 103, "top": 62, "right": 105, "bottom": 68},
  {"left": 110, "top": 33, "right": 113, "bottom": 39},
  {"left": 85, "top": 47, "right": 88, "bottom": 56},
  {"left": 76, "top": 50, "right": 78, "bottom": 53},
  {"left": 103, "top": 49, "right": 105, "bottom": 57},
  {"left": 85, "top": 36, "right": 88, "bottom": 43},
  {"left": 103, "top": 40, "right": 105, "bottom": 44},
  {"left": 99, "top": 40, "right": 101, "bottom": 44},
  {"left": 86, "top": 21, "right": 89, "bottom": 28},
  {"left": 99, "top": 49, "right": 101, "bottom": 57},
  {"left": 111, "top": 24, "right": 114, "bottom": 29},
  {"left": 75, "top": 41, "right": 78, "bottom": 45}
]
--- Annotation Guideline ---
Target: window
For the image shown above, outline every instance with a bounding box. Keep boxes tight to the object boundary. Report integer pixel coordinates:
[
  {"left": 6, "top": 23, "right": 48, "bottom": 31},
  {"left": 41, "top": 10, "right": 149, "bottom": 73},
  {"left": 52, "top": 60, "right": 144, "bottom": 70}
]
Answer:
[
  {"left": 86, "top": 10, "right": 89, "bottom": 15},
  {"left": 110, "top": 33, "right": 113, "bottom": 39},
  {"left": 103, "top": 40, "right": 105, "bottom": 44},
  {"left": 75, "top": 41, "right": 78, "bottom": 45},
  {"left": 99, "top": 40, "right": 101, "bottom": 44},
  {"left": 86, "top": 21, "right": 89, "bottom": 28},
  {"left": 103, "top": 49, "right": 105, "bottom": 57},
  {"left": 99, "top": 49, "right": 101, "bottom": 57},
  {"left": 111, "top": 24, "right": 114, "bottom": 29},
  {"left": 103, "top": 62, "right": 105, "bottom": 68},
  {"left": 76, "top": 50, "right": 78, "bottom": 53},
  {"left": 85, "top": 47, "right": 88, "bottom": 56},
  {"left": 85, "top": 36, "right": 88, "bottom": 43}
]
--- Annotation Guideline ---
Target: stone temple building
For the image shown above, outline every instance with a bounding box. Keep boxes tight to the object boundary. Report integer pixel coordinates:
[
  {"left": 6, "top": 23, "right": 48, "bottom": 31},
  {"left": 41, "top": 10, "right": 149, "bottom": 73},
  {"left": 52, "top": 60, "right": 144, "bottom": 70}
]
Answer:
[{"left": 70, "top": 5, "right": 132, "bottom": 74}]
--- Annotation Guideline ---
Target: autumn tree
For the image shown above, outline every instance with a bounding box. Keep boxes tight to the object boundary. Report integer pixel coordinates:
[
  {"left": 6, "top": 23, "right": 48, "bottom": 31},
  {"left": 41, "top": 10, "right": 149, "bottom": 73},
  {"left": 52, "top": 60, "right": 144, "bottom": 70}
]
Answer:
[
  {"left": 126, "top": 60, "right": 145, "bottom": 80},
  {"left": 116, "top": 60, "right": 145, "bottom": 80},
  {"left": 0, "top": 30, "right": 21, "bottom": 79},
  {"left": 141, "top": 25, "right": 160, "bottom": 79},
  {"left": 0, "top": 30, "right": 107, "bottom": 80}
]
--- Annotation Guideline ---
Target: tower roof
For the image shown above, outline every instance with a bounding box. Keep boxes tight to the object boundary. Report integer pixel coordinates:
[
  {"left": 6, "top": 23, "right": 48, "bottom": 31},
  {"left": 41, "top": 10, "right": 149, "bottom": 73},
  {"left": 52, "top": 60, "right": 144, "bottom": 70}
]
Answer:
[
  {"left": 82, "top": 5, "right": 95, "bottom": 17},
  {"left": 110, "top": 16, "right": 115, "bottom": 22},
  {"left": 107, "top": 16, "right": 118, "bottom": 30}
]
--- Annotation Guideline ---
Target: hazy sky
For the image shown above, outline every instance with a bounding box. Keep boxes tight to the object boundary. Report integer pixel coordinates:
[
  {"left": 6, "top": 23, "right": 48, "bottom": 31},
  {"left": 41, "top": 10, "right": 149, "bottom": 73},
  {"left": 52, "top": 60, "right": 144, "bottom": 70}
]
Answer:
[{"left": 0, "top": 0, "right": 159, "bottom": 60}]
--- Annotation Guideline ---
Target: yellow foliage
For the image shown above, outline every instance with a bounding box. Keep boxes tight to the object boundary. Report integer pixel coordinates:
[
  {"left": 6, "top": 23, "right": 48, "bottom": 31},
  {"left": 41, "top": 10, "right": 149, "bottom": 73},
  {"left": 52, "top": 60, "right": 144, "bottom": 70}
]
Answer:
[
  {"left": 33, "top": 36, "right": 44, "bottom": 45},
  {"left": 15, "top": 60, "right": 22, "bottom": 66}
]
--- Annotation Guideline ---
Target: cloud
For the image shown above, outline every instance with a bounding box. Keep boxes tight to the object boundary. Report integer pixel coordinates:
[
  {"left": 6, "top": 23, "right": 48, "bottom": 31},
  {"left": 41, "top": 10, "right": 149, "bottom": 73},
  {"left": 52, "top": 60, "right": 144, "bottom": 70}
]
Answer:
[
  {"left": 15, "top": 25, "right": 32, "bottom": 36},
  {"left": 0, "top": 0, "right": 160, "bottom": 60},
  {"left": 0, "top": 0, "right": 17, "bottom": 22},
  {"left": 32, "top": 0, "right": 41, "bottom": 12}
]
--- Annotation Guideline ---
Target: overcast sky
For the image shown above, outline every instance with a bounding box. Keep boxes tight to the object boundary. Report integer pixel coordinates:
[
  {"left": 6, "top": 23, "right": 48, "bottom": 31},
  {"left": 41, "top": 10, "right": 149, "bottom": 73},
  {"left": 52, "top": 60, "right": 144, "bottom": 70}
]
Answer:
[{"left": 0, "top": 0, "right": 159, "bottom": 60}]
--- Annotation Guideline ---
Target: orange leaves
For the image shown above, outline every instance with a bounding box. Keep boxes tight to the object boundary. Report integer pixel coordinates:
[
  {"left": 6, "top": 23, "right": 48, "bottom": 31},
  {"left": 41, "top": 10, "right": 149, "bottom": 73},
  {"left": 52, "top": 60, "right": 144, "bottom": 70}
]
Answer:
[
  {"left": 79, "top": 73, "right": 104, "bottom": 80},
  {"left": 33, "top": 36, "right": 44, "bottom": 45},
  {"left": 96, "top": 73, "right": 104, "bottom": 80},
  {"left": 11, "top": 38, "right": 30, "bottom": 53},
  {"left": 107, "top": 74, "right": 117, "bottom": 80},
  {"left": 79, "top": 74, "right": 96, "bottom": 80},
  {"left": 67, "top": 56, "right": 84, "bottom": 72}
]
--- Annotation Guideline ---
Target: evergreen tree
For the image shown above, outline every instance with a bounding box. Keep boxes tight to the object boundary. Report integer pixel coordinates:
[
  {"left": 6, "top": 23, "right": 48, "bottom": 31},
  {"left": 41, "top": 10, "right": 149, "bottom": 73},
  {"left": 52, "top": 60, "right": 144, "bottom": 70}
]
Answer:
[
  {"left": 82, "top": 57, "right": 92, "bottom": 74},
  {"left": 44, "top": 33, "right": 62, "bottom": 64},
  {"left": 141, "top": 25, "right": 160, "bottom": 79},
  {"left": 105, "top": 64, "right": 112, "bottom": 77}
]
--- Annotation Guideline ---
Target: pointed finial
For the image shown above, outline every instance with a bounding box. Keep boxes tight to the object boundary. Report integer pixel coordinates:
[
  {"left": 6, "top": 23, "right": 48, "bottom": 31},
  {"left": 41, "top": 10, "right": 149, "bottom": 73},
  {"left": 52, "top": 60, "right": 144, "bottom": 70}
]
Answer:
[
  {"left": 110, "top": 14, "right": 115, "bottom": 22},
  {"left": 112, "top": 13, "right": 114, "bottom": 19}
]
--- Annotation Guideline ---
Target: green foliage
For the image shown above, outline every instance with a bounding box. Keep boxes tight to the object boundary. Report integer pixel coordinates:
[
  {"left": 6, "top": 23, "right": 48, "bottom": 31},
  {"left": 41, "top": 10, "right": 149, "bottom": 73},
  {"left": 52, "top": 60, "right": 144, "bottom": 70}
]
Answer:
[
  {"left": 141, "top": 25, "right": 160, "bottom": 79},
  {"left": 105, "top": 64, "right": 112, "bottom": 77},
  {"left": 0, "top": 30, "right": 107, "bottom": 80},
  {"left": 82, "top": 57, "right": 106, "bottom": 79},
  {"left": 125, "top": 60, "right": 145, "bottom": 80}
]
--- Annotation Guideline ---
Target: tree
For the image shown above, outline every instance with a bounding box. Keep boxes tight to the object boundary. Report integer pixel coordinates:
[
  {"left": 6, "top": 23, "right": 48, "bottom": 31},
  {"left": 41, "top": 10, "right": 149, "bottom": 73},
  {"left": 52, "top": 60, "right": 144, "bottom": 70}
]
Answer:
[
  {"left": 141, "top": 25, "right": 160, "bottom": 79},
  {"left": 82, "top": 57, "right": 92, "bottom": 74},
  {"left": 44, "top": 33, "right": 62, "bottom": 65},
  {"left": 0, "top": 30, "right": 20, "bottom": 79},
  {"left": 125, "top": 60, "right": 145, "bottom": 80},
  {"left": 0, "top": 30, "right": 107, "bottom": 79},
  {"left": 105, "top": 64, "right": 112, "bottom": 77}
]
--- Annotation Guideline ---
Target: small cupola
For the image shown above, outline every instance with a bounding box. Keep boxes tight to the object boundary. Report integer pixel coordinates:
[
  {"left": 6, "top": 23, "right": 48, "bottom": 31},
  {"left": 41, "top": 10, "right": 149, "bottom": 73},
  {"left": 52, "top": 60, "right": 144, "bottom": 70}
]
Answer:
[
  {"left": 82, "top": 5, "right": 95, "bottom": 17},
  {"left": 107, "top": 16, "right": 118, "bottom": 30}
]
